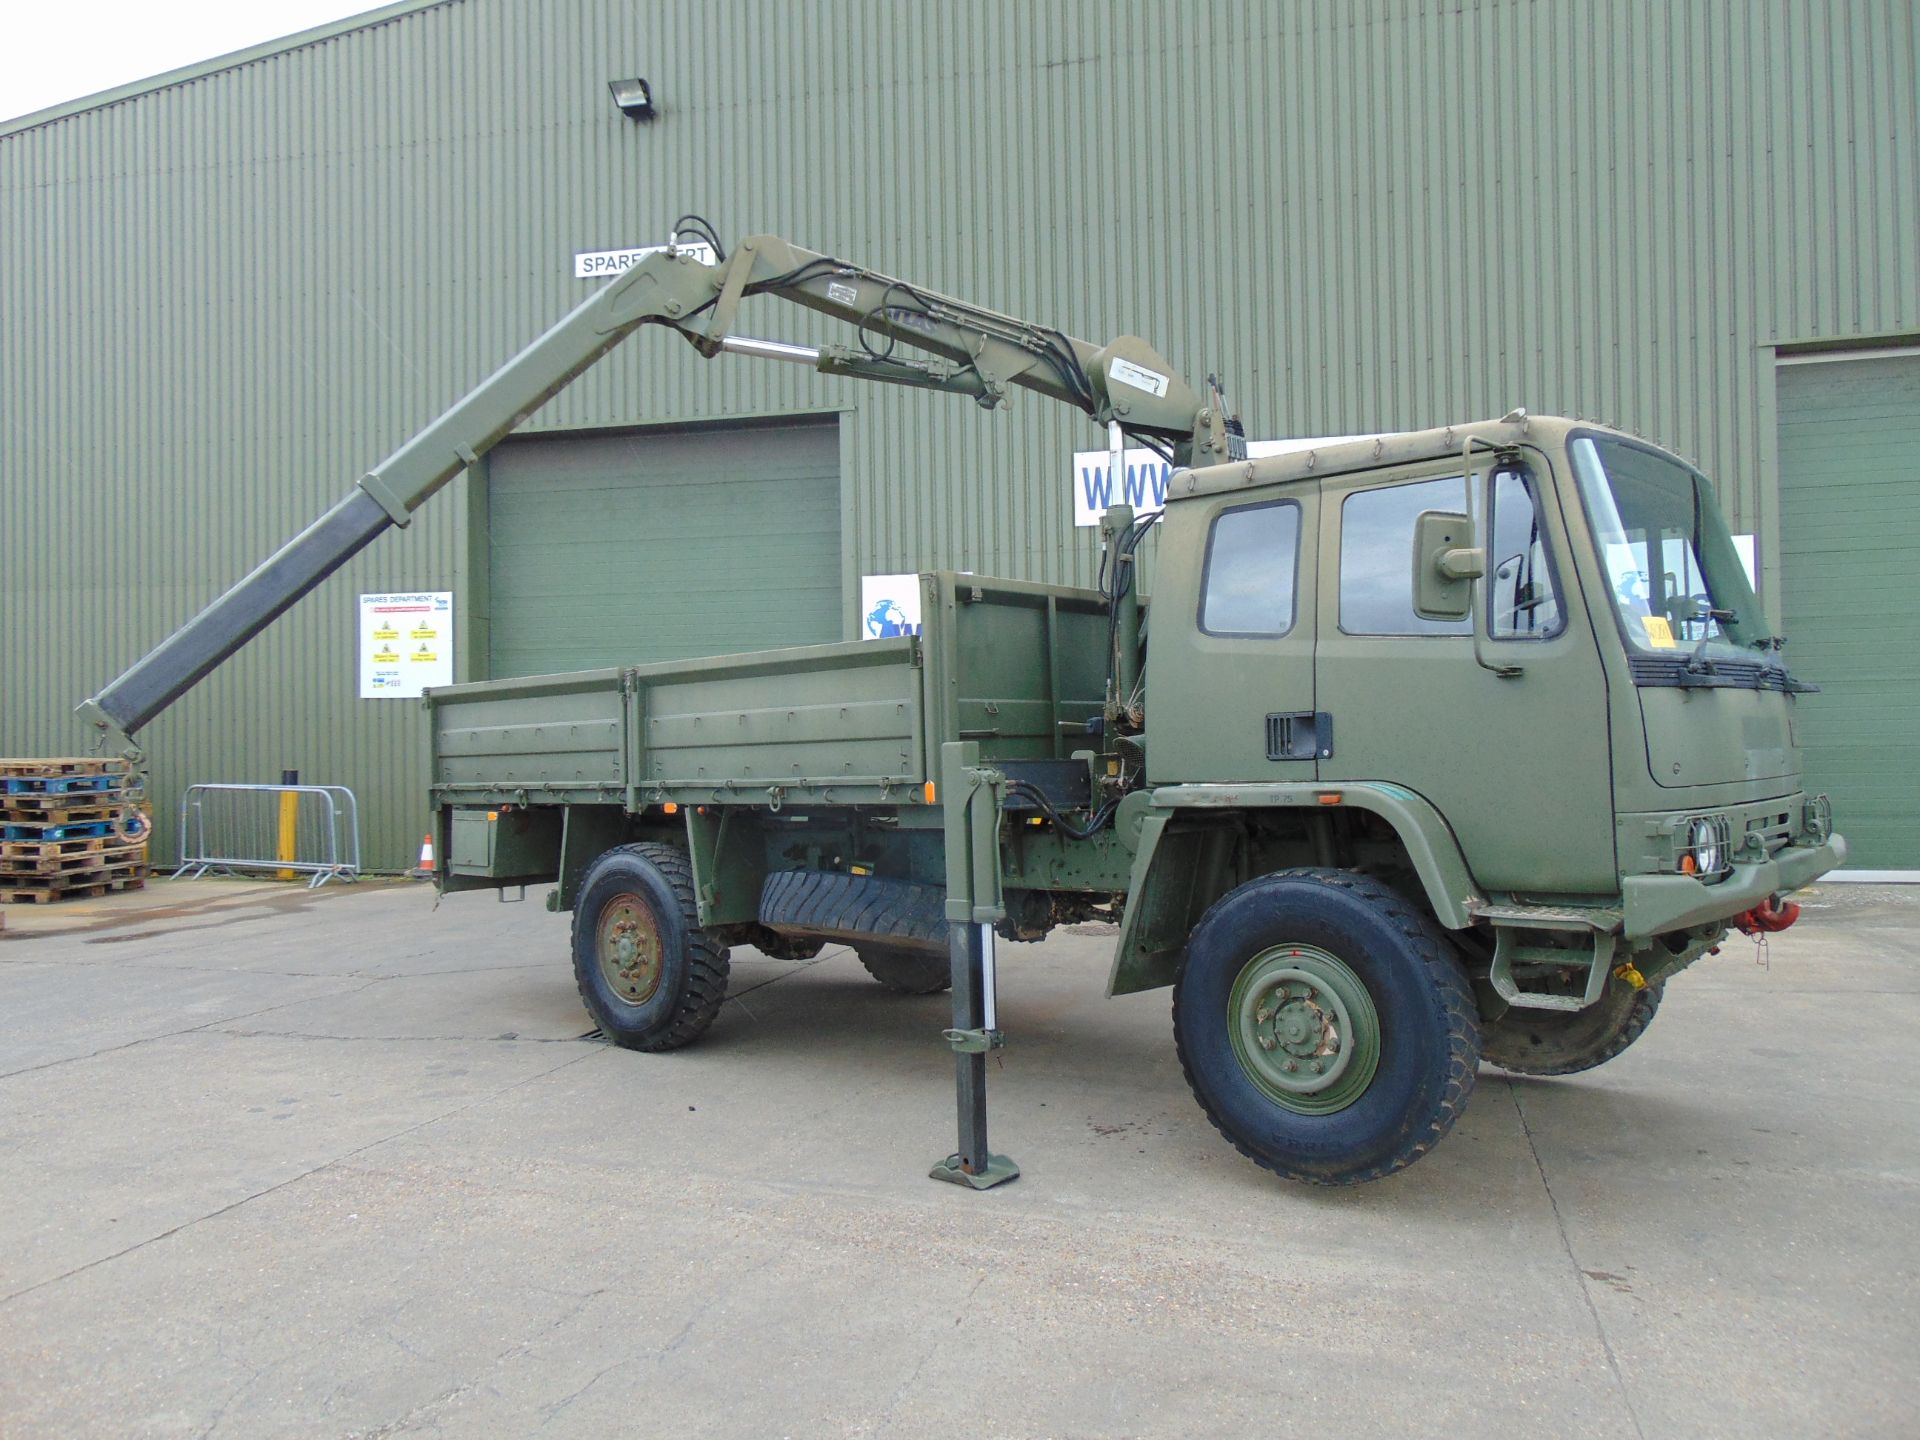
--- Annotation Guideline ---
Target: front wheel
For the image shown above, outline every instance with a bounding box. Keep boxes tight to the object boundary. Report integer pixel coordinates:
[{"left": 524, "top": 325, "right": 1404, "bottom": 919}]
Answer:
[{"left": 1173, "top": 869, "right": 1479, "bottom": 1185}]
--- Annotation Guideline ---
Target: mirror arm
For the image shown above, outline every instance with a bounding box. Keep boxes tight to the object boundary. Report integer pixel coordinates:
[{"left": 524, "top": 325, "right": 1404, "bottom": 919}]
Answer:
[{"left": 1463, "top": 436, "right": 1524, "bottom": 678}]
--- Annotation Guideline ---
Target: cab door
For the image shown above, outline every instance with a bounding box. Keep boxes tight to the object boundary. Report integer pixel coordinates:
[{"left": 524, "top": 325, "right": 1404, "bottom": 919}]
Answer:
[
  {"left": 1312, "top": 457, "right": 1615, "bottom": 894},
  {"left": 1146, "top": 486, "right": 1320, "bottom": 783}
]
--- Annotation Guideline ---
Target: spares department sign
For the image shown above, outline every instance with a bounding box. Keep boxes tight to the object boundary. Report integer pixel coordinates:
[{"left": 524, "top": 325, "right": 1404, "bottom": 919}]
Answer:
[
  {"left": 573, "top": 241, "right": 717, "bottom": 279},
  {"left": 360, "top": 592, "right": 453, "bottom": 698}
]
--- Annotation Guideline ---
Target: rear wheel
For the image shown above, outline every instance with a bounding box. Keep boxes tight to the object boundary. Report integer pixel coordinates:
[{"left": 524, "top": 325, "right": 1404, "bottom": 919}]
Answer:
[
  {"left": 854, "top": 943, "right": 951, "bottom": 995},
  {"left": 571, "top": 842, "right": 730, "bottom": 1050},
  {"left": 1482, "top": 979, "right": 1663, "bottom": 1076},
  {"left": 743, "top": 926, "right": 824, "bottom": 961},
  {"left": 1173, "top": 869, "right": 1479, "bottom": 1185}
]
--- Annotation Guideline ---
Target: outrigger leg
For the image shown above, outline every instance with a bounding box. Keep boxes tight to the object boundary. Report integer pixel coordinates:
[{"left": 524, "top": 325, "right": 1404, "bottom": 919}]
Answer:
[{"left": 930, "top": 743, "right": 1019, "bottom": 1190}]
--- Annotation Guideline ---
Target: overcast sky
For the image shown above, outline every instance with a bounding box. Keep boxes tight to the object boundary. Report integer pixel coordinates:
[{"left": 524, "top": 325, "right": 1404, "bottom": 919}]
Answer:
[{"left": 2, "top": 1, "right": 383, "bottom": 123}]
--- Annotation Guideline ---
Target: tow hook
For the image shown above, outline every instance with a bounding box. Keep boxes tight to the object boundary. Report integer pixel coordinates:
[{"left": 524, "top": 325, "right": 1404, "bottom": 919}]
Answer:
[{"left": 1735, "top": 894, "right": 1800, "bottom": 935}]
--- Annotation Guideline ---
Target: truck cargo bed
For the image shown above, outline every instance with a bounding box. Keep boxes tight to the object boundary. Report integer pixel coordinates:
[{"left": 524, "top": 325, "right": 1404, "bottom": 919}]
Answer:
[{"left": 426, "top": 573, "right": 1109, "bottom": 812}]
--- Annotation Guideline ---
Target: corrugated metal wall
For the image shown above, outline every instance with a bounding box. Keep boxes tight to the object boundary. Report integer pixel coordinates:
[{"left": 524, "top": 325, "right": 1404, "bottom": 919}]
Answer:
[{"left": 4, "top": 0, "right": 1915, "bottom": 869}]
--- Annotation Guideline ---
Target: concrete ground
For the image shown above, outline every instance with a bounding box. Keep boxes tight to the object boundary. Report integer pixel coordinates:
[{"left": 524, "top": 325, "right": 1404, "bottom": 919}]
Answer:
[{"left": 0, "top": 877, "right": 1914, "bottom": 1439}]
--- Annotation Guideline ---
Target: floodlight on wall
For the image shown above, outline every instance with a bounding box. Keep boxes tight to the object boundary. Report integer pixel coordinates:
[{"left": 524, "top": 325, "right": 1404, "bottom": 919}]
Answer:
[{"left": 608, "top": 78, "right": 655, "bottom": 121}]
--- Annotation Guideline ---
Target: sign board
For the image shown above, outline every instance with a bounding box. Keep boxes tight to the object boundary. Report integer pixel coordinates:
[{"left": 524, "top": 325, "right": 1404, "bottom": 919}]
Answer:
[
  {"left": 1070, "top": 436, "right": 1375, "bottom": 526},
  {"left": 573, "top": 241, "right": 717, "bottom": 279},
  {"left": 860, "top": 574, "right": 924, "bottom": 639},
  {"left": 360, "top": 592, "right": 453, "bottom": 698}
]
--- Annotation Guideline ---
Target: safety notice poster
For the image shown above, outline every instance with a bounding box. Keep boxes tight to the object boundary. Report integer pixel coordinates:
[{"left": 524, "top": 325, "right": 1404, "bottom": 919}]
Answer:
[{"left": 359, "top": 592, "right": 453, "bottom": 698}]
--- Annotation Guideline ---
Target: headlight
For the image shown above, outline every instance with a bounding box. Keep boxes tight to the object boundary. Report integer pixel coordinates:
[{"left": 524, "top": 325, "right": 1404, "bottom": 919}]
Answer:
[
  {"left": 1688, "top": 818, "right": 1722, "bottom": 875},
  {"left": 1681, "top": 815, "right": 1733, "bottom": 880}
]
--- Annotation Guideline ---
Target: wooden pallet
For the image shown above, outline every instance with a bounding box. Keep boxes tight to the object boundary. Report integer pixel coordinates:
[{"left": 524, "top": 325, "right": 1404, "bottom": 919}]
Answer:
[
  {"left": 0, "top": 834, "right": 109, "bottom": 861},
  {"left": 0, "top": 865, "right": 149, "bottom": 904},
  {"left": 0, "top": 791, "right": 129, "bottom": 814},
  {"left": 0, "top": 757, "right": 128, "bottom": 780},
  {"left": 1, "top": 818, "right": 120, "bottom": 841},
  {"left": 0, "top": 847, "right": 147, "bottom": 878},
  {"left": 2, "top": 773, "right": 123, "bottom": 796},
  {"left": 0, "top": 854, "right": 145, "bottom": 884},
  {"left": 0, "top": 762, "right": 149, "bottom": 899}
]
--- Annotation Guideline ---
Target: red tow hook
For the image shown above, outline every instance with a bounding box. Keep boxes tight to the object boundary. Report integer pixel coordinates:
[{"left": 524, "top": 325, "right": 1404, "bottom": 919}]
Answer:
[{"left": 1735, "top": 894, "right": 1800, "bottom": 935}]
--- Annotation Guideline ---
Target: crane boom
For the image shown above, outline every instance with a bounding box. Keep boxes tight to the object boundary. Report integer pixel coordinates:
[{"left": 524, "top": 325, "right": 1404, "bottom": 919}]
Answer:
[{"left": 79, "top": 229, "right": 1242, "bottom": 746}]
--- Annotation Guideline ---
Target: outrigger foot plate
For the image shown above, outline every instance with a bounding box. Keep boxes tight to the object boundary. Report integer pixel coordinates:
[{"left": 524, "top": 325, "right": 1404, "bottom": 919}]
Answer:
[{"left": 930, "top": 1153, "right": 1020, "bottom": 1190}]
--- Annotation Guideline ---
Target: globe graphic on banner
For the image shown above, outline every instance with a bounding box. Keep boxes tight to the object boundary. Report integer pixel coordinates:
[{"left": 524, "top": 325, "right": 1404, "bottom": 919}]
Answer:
[{"left": 865, "top": 598, "right": 910, "bottom": 638}]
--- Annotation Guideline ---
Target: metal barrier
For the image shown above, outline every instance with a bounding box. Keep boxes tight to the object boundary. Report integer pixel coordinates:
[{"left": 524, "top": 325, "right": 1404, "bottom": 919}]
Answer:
[{"left": 174, "top": 783, "right": 361, "bottom": 888}]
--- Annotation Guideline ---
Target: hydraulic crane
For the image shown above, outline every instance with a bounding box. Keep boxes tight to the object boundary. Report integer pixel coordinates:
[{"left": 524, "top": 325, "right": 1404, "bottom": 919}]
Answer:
[{"left": 81, "top": 220, "right": 1240, "bottom": 750}]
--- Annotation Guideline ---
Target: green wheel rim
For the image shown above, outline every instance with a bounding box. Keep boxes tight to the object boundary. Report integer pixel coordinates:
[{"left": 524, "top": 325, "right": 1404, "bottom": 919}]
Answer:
[
  {"left": 597, "top": 891, "right": 665, "bottom": 1005},
  {"left": 1227, "top": 943, "right": 1381, "bottom": 1115}
]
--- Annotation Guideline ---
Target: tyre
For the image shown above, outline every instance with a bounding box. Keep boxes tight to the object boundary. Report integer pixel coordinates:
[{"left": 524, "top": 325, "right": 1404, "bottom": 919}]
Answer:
[
  {"left": 1173, "top": 868, "right": 1479, "bottom": 1185},
  {"left": 570, "top": 842, "right": 730, "bottom": 1051},
  {"left": 1482, "top": 978, "right": 1663, "bottom": 1076},
  {"left": 757, "top": 869, "right": 946, "bottom": 950},
  {"left": 854, "top": 943, "right": 951, "bottom": 995}
]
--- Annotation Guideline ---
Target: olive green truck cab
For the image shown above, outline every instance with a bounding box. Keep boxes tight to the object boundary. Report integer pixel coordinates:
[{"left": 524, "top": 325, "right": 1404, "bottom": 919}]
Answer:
[{"left": 82, "top": 227, "right": 1844, "bottom": 1187}]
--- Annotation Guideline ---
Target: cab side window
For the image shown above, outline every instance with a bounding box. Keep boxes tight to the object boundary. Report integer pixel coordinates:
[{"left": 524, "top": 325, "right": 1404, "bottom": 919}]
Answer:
[
  {"left": 1339, "top": 477, "right": 1472, "bottom": 635},
  {"left": 1488, "top": 470, "right": 1564, "bottom": 638},
  {"left": 1199, "top": 500, "right": 1300, "bottom": 636}
]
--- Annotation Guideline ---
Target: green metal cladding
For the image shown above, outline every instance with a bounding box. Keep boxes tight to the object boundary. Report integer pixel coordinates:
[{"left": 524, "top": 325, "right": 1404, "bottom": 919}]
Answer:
[{"left": 3, "top": 0, "right": 1915, "bottom": 869}]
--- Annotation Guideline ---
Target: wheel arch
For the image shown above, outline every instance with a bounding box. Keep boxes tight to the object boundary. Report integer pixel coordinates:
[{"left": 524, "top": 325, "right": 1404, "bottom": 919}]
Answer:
[{"left": 1107, "top": 783, "right": 1483, "bottom": 997}]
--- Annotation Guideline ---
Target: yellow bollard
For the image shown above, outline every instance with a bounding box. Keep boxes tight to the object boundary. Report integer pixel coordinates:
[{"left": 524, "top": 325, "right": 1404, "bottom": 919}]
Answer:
[{"left": 276, "top": 770, "right": 299, "bottom": 881}]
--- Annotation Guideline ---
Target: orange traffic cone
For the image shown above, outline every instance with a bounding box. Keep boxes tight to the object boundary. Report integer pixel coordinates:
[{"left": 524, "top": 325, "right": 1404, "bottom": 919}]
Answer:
[{"left": 410, "top": 831, "right": 435, "bottom": 880}]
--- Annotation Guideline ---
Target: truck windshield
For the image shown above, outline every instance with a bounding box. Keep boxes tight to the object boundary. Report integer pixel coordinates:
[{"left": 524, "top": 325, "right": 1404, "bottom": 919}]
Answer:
[{"left": 1569, "top": 434, "right": 1768, "bottom": 664}]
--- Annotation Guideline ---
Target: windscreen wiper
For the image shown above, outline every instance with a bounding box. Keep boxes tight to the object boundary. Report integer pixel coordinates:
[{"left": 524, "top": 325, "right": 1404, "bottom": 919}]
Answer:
[{"left": 1682, "top": 607, "right": 1739, "bottom": 674}]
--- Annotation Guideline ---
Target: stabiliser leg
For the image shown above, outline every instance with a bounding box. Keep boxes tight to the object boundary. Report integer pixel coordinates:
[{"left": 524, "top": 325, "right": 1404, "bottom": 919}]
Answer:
[
  {"left": 931, "top": 921, "right": 1018, "bottom": 1189},
  {"left": 931, "top": 741, "right": 1018, "bottom": 1190}
]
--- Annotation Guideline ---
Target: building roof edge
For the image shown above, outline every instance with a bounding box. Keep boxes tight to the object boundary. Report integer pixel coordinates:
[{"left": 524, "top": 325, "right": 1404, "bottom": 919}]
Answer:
[{"left": 0, "top": 0, "right": 456, "bottom": 140}]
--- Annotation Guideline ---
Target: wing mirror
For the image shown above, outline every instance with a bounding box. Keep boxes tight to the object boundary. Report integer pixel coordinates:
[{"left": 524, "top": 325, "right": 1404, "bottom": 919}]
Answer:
[{"left": 1413, "top": 510, "right": 1484, "bottom": 621}]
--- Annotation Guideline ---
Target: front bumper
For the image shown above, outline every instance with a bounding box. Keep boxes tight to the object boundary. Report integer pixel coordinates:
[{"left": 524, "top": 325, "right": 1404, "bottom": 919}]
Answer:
[{"left": 1621, "top": 832, "right": 1848, "bottom": 939}]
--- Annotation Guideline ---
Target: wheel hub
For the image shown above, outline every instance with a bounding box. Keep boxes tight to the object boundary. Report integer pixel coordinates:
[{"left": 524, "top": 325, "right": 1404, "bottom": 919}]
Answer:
[
  {"left": 598, "top": 892, "right": 664, "bottom": 1005},
  {"left": 1228, "top": 945, "right": 1381, "bottom": 1114}
]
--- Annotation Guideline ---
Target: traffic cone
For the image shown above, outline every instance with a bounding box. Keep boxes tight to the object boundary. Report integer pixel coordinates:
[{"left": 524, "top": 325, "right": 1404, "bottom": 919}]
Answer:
[{"left": 410, "top": 831, "right": 435, "bottom": 880}]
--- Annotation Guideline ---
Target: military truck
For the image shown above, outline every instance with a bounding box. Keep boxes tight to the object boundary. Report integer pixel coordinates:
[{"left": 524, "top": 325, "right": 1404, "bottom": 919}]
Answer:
[{"left": 83, "top": 224, "right": 1846, "bottom": 1187}]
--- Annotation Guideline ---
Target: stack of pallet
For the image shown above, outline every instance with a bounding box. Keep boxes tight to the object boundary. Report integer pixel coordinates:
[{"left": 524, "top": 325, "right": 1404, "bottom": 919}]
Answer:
[{"left": 0, "top": 758, "right": 150, "bottom": 904}]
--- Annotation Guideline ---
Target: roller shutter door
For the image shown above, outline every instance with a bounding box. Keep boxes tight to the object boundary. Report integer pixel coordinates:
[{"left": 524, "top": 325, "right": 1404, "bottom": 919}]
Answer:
[
  {"left": 487, "top": 420, "right": 841, "bottom": 676},
  {"left": 1777, "top": 353, "right": 1920, "bottom": 871}
]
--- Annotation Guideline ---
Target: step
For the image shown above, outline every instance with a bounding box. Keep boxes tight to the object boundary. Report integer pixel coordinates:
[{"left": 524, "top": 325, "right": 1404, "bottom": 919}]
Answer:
[{"left": 1470, "top": 901, "right": 1623, "bottom": 932}]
